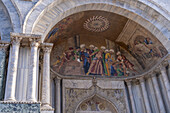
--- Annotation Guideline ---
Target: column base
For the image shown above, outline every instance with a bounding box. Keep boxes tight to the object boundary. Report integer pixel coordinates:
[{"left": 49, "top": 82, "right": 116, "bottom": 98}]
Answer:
[
  {"left": 41, "top": 104, "right": 54, "bottom": 113},
  {"left": 41, "top": 110, "right": 54, "bottom": 113},
  {"left": 27, "top": 99, "right": 37, "bottom": 102},
  {"left": 4, "top": 98, "right": 16, "bottom": 102},
  {"left": 41, "top": 104, "right": 53, "bottom": 110}
]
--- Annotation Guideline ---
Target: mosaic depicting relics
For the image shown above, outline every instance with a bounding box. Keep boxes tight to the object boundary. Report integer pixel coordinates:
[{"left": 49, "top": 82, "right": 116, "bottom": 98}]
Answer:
[
  {"left": 51, "top": 37, "right": 138, "bottom": 77},
  {"left": 116, "top": 22, "right": 168, "bottom": 70},
  {"left": 48, "top": 11, "right": 168, "bottom": 77}
]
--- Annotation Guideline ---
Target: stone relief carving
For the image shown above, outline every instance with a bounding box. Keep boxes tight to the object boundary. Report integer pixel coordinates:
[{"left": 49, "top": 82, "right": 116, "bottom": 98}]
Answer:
[{"left": 63, "top": 79, "right": 127, "bottom": 113}]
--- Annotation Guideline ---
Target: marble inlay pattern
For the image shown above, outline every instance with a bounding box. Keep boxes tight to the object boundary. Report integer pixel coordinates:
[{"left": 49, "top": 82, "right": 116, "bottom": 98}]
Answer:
[{"left": 0, "top": 103, "right": 40, "bottom": 113}]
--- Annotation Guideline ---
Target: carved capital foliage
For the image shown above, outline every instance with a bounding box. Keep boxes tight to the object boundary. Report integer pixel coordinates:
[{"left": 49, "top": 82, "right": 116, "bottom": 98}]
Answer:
[
  {"left": 125, "top": 79, "right": 132, "bottom": 86},
  {"left": 153, "top": 66, "right": 161, "bottom": 74},
  {"left": 137, "top": 77, "right": 145, "bottom": 83},
  {"left": 0, "top": 43, "right": 9, "bottom": 48},
  {"left": 11, "top": 36, "right": 22, "bottom": 45},
  {"left": 41, "top": 43, "right": 53, "bottom": 53},
  {"left": 0, "top": 42, "right": 10, "bottom": 52},
  {"left": 29, "top": 38, "right": 40, "bottom": 47},
  {"left": 30, "top": 41, "right": 39, "bottom": 47},
  {"left": 54, "top": 77, "right": 61, "bottom": 84},
  {"left": 42, "top": 47, "right": 52, "bottom": 53},
  {"left": 159, "top": 60, "right": 169, "bottom": 69}
]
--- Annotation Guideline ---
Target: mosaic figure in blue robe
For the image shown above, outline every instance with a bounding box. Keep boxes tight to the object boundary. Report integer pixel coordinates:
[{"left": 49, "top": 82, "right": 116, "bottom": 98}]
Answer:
[{"left": 80, "top": 44, "right": 90, "bottom": 74}]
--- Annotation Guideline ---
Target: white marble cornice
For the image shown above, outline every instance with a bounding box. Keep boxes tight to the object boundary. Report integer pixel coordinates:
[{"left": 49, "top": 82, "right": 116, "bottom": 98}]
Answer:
[
  {"left": 11, "top": 32, "right": 41, "bottom": 39},
  {"left": 10, "top": 33, "right": 41, "bottom": 47}
]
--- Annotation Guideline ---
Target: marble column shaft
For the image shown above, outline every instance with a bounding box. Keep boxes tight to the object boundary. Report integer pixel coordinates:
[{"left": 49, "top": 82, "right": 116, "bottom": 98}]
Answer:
[
  {"left": 126, "top": 81, "right": 137, "bottom": 113},
  {"left": 55, "top": 78, "right": 61, "bottom": 113},
  {"left": 4, "top": 37, "right": 22, "bottom": 101},
  {"left": 139, "top": 78, "right": 152, "bottom": 113},
  {"left": 41, "top": 44, "right": 53, "bottom": 109},
  {"left": 160, "top": 65, "right": 170, "bottom": 102},
  {"left": 151, "top": 74, "right": 166, "bottom": 113},
  {"left": 27, "top": 41, "right": 39, "bottom": 102}
]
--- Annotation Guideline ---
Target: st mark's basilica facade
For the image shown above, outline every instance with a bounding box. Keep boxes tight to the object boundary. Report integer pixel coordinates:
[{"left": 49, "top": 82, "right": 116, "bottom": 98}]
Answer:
[{"left": 0, "top": 0, "right": 169, "bottom": 113}]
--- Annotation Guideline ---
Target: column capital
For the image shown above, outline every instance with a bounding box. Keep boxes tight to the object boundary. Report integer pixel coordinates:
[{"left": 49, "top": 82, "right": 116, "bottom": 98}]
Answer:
[
  {"left": 125, "top": 79, "right": 132, "bottom": 86},
  {"left": 11, "top": 36, "right": 22, "bottom": 45},
  {"left": 137, "top": 77, "right": 145, "bottom": 83},
  {"left": 152, "top": 67, "right": 161, "bottom": 75},
  {"left": 0, "top": 41, "right": 10, "bottom": 51},
  {"left": 30, "top": 41, "right": 40, "bottom": 47},
  {"left": 41, "top": 43, "right": 53, "bottom": 53},
  {"left": 54, "top": 77, "right": 61, "bottom": 84},
  {"left": 158, "top": 61, "right": 168, "bottom": 70}
]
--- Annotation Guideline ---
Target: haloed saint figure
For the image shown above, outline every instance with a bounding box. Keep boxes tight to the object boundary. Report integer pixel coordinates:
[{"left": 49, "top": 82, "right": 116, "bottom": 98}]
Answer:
[{"left": 52, "top": 43, "right": 136, "bottom": 77}]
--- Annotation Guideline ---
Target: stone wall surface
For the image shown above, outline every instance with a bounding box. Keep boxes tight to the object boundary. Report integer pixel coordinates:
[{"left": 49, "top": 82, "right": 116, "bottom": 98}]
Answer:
[{"left": 0, "top": 1, "right": 13, "bottom": 41}]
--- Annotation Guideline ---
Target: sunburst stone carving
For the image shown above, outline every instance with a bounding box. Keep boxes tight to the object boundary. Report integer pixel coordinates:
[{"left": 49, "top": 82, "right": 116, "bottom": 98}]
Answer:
[{"left": 84, "top": 16, "right": 109, "bottom": 32}]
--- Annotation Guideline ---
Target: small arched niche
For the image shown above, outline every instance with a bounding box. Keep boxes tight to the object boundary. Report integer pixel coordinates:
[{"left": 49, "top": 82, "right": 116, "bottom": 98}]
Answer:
[{"left": 75, "top": 95, "right": 118, "bottom": 113}]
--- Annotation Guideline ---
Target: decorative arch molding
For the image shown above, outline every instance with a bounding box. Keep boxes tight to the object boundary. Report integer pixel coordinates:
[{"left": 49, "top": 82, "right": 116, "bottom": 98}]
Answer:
[
  {"left": 1, "top": 0, "right": 21, "bottom": 33},
  {"left": 74, "top": 94, "right": 119, "bottom": 113},
  {"left": 23, "top": 0, "right": 170, "bottom": 51}
]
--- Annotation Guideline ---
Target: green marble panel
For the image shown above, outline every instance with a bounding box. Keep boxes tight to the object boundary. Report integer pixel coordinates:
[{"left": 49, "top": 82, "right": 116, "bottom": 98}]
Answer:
[
  {"left": 0, "top": 49, "right": 8, "bottom": 100},
  {"left": 0, "top": 103, "right": 40, "bottom": 113}
]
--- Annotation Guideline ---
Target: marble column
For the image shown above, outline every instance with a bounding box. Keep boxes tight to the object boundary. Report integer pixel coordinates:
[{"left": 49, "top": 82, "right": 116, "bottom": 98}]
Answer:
[
  {"left": 41, "top": 43, "right": 53, "bottom": 110},
  {"left": 159, "top": 63, "right": 170, "bottom": 102},
  {"left": 4, "top": 37, "right": 22, "bottom": 101},
  {"left": 138, "top": 77, "right": 152, "bottom": 113},
  {"left": 126, "top": 80, "right": 137, "bottom": 113},
  {"left": 27, "top": 40, "right": 39, "bottom": 102},
  {"left": 151, "top": 73, "right": 166, "bottom": 113},
  {"left": 55, "top": 77, "right": 61, "bottom": 113}
]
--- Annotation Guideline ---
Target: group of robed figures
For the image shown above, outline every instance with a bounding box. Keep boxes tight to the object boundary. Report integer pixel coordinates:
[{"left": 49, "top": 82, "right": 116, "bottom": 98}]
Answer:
[{"left": 53, "top": 44, "right": 136, "bottom": 76}]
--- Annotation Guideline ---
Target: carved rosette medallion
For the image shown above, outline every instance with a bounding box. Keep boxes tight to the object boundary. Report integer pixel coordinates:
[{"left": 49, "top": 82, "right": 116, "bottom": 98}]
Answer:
[{"left": 83, "top": 16, "right": 109, "bottom": 32}]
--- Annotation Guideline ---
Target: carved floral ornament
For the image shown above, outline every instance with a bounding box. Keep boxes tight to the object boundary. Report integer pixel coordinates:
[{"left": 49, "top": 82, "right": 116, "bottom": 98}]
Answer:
[{"left": 84, "top": 16, "right": 109, "bottom": 32}]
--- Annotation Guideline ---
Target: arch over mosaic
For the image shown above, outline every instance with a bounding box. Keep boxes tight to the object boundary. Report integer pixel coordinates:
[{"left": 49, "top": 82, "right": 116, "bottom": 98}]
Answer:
[{"left": 23, "top": 0, "right": 170, "bottom": 52}]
